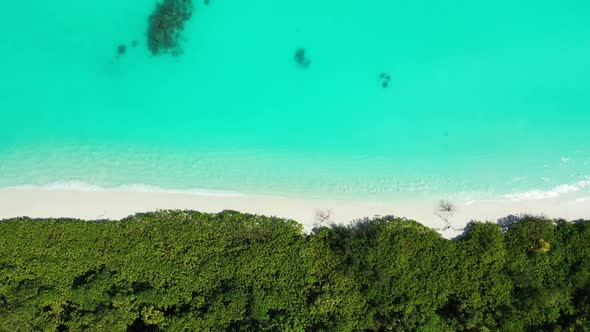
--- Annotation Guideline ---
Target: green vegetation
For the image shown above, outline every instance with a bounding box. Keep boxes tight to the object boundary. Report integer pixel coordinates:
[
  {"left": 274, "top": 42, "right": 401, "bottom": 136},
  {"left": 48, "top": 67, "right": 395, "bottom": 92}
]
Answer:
[{"left": 0, "top": 211, "right": 588, "bottom": 331}]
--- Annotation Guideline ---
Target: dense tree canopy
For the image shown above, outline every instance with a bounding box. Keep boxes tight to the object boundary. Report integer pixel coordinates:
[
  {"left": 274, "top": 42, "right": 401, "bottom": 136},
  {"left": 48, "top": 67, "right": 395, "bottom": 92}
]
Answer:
[{"left": 0, "top": 211, "right": 588, "bottom": 331}]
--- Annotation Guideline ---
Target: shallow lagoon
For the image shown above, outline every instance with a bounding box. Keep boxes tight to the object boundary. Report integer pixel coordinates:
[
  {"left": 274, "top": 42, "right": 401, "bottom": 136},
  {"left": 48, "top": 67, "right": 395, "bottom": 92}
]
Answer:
[{"left": 1, "top": 0, "right": 589, "bottom": 200}]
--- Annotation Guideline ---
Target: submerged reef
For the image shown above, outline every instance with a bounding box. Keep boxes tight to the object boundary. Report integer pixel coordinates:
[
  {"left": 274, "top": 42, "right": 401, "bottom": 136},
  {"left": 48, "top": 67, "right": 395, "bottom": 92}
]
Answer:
[
  {"left": 117, "top": 44, "right": 127, "bottom": 56},
  {"left": 114, "top": 41, "right": 139, "bottom": 60},
  {"left": 294, "top": 48, "right": 311, "bottom": 68},
  {"left": 147, "top": 0, "right": 194, "bottom": 56},
  {"left": 379, "top": 72, "right": 391, "bottom": 88}
]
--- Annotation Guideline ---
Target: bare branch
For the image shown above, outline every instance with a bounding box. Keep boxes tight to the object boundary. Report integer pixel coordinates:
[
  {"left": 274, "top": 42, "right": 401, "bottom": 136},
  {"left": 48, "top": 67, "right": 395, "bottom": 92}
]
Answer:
[
  {"left": 438, "top": 200, "right": 455, "bottom": 214},
  {"left": 434, "top": 200, "right": 456, "bottom": 229},
  {"left": 314, "top": 209, "right": 332, "bottom": 226}
]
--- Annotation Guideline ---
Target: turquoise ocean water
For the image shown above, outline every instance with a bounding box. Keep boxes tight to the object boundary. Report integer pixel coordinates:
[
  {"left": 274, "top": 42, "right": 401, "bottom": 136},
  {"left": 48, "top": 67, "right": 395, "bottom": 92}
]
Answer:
[{"left": 1, "top": 0, "right": 589, "bottom": 200}]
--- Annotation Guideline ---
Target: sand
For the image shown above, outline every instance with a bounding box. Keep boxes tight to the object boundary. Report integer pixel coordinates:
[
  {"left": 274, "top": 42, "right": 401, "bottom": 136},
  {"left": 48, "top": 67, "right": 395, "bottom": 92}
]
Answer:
[{"left": 1, "top": 187, "right": 588, "bottom": 238}]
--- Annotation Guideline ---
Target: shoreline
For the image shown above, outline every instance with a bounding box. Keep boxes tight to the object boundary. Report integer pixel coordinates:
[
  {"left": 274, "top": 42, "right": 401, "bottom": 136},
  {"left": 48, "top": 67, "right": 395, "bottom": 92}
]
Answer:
[{"left": 1, "top": 187, "right": 588, "bottom": 237}]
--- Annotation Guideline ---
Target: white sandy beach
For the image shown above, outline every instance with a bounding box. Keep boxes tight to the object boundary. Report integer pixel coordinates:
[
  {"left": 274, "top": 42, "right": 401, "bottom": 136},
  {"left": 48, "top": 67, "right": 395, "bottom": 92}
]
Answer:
[{"left": 1, "top": 186, "right": 589, "bottom": 238}]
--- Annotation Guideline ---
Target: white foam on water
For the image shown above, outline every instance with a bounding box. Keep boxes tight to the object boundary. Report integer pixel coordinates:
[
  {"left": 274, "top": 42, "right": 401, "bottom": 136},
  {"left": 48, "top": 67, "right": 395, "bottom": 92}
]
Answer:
[{"left": 502, "top": 177, "right": 590, "bottom": 201}]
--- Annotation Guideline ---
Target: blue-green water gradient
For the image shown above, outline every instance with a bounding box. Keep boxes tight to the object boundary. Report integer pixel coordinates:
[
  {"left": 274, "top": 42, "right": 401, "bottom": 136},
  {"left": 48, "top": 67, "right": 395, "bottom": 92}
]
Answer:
[{"left": 1, "top": 0, "right": 589, "bottom": 199}]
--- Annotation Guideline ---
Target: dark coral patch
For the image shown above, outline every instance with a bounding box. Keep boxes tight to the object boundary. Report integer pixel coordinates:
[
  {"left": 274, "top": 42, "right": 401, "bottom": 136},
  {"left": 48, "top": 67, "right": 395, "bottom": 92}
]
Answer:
[
  {"left": 379, "top": 72, "right": 391, "bottom": 88},
  {"left": 147, "top": 0, "right": 194, "bottom": 56},
  {"left": 294, "top": 48, "right": 311, "bottom": 68},
  {"left": 117, "top": 44, "right": 127, "bottom": 55}
]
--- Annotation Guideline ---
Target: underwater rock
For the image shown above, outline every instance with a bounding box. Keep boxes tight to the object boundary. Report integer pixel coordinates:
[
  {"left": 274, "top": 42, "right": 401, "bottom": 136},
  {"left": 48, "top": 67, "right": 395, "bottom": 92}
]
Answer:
[
  {"left": 147, "top": 0, "right": 194, "bottom": 56},
  {"left": 117, "top": 44, "right": 127, "bottom": 56},
  {"left": 131, "top": 40, "right": 138, "bottom": 48},
  {"left": 294, "top": 48, "right": 311, "bottom": 68},
  {"left": 379, "top": 72, "right": 391, "bottom": 88}
]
